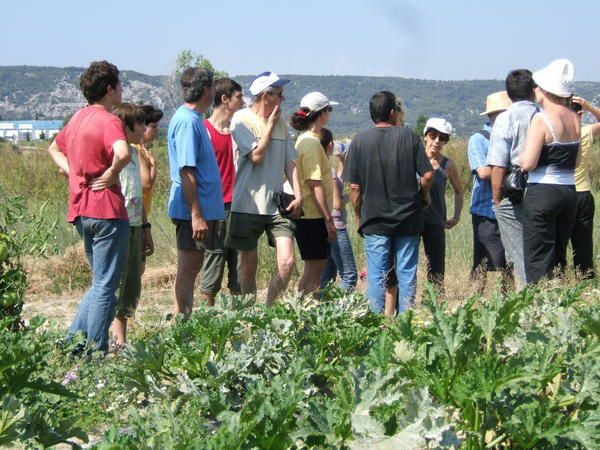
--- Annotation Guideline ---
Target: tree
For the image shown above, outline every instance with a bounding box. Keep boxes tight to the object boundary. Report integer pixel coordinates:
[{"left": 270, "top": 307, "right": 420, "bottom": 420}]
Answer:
[
  {"left": 163, "top": 49, "right": 228, "bottom": 113},
  {"left": 415, "top": 114, "right": 428, "bottom": 135},
  {"left": 39, "top": 131, "right": 46, "bottom": 141}
]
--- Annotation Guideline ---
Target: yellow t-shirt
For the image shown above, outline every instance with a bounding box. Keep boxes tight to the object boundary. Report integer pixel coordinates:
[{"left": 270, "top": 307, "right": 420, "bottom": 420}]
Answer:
[
  {"left": 574, "top": 125, "right": 593, "bottom": 192},
  {"left": 295, "top": 131, "right": 333, "bottom": 219}
]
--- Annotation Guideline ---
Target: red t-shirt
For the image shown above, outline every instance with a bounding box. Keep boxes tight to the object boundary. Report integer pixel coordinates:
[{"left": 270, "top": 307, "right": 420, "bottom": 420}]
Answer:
[
  {"left": 55, "top": 105, "right": 128, "bottom": 222},
  {"left": 204, "top": 119, "right": 235, "bottom": 204}
]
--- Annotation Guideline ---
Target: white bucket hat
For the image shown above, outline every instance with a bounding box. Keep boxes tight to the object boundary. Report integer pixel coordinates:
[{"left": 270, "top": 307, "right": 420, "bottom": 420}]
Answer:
[
  {"left": 480, "top": 91, "right": 512, "bottom": 116},
  {"left": 300, "top": 92, "right": 339, "bottom": 112},
  {"left": 424, "top": 118, "right": 453, "bottom": 135},
  {"left": 532, "top": 59, "right": 575, "bottom": 98}
]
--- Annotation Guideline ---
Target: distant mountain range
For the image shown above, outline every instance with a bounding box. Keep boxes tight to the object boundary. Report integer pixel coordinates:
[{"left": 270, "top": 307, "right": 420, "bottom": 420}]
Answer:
[{"left": 1, "top": 66, "right": 599, "bottom": 137}]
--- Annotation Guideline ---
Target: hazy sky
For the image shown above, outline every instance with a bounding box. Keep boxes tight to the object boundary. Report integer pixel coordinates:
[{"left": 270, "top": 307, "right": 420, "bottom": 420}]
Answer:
[{"left": 6, "top": 0, "right": 600, "bottom": 81}]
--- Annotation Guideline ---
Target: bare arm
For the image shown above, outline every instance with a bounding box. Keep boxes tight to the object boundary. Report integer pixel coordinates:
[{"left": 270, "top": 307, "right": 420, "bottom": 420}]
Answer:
[
  {"left": 306, "top": 180, "right": 336, "bottom": 241},
  {"left": 180, "top": 167, "right": 207, "bottom": 241},
  {"left": 420, "top": 170, "right": 434, "bottom": 208},
  {"left": 284, "top": 160, "right": 303, "bottom": 219},
  {"left": 520, "top": 115, "right": 547, "bottom": 172},
  {"left": 248, "top": 106, "right": 280, "bottom": 165},
  {"left": 444, "top": 160, "right": 464, "bottom": 230},
  {"left": 47, "top": 140, "right": 70, "bottom": 175},
  {"left": 573, "top": 96, "right": 600, "bottom": 139},
  {"left": 490, "top": 166, "right": 506, "bottom": 206},
  {"left": 349, "top": 183, "right": 362, "bottom": 223},
  {"left": 475, "top": 166, "right": 491, "bottom": 180},
  {"left": 139, "top": 146, "right": 157, "bottom": 190}
]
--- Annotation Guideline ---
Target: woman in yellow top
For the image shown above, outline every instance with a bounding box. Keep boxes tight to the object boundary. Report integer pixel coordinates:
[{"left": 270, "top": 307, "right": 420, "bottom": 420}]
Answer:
[
  {"left": 569, "top": 96, "right": 600, "bottom": 278},
  {"left": 290, "top": 92, "right": 337, "bottom": 297}
]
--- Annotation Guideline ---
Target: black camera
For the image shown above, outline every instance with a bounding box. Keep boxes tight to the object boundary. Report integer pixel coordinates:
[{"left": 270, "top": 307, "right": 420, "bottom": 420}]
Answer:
[{"left": 570, "top": 97, "right": 583, "bottom": 113}]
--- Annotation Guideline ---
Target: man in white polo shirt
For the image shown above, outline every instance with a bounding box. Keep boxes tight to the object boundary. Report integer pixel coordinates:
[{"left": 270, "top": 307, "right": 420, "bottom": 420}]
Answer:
[{"left": 227, "top": 71, "right": 303, "bottom": 305}]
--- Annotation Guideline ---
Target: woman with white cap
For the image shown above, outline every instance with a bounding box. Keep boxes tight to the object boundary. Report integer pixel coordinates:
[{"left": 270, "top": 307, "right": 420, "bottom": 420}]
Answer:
[
  {"left": 290, "top": 92, "right": 338, "bottom": 297},
  {"left": 421, "top": 118, "right": 464, "bottom": 290},
  {"left": 520, "top": 59, "right": 580, "bottom": 284}
]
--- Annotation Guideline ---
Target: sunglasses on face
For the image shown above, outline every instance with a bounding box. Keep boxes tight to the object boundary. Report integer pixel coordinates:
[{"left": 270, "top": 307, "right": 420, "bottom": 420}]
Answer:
[
  {"left": 268, "top": 90, "right": 284, "bottom": 98},
  {"left": 426, "top": 130, "right": 450, "bottom": 142}
]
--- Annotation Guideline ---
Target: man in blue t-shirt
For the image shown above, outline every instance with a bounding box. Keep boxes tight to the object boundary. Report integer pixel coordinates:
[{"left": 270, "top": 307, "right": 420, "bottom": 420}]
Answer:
[
  {"left": 468, "top": 91, "right": 511, "bottom": 293},
  {"left": 167, "top": 67, "right": 225, "bottom": 317}
]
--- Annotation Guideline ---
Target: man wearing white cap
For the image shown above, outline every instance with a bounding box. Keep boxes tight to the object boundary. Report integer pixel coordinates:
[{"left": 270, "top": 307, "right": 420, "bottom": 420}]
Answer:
[
  {"left": 487, "top": 69, "right": 538, "bottom": 289},
  {"left": 227, "top": 71, "right": 303, "bottom": 305},
  {"left": 468, "top": 91, "right": 511, "bottom": 292}
]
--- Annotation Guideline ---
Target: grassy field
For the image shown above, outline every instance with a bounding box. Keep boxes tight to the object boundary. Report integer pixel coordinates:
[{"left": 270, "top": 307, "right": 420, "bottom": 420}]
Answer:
[
  {"left": 1, "top": 138, "right": 599, "bottom": 316},
  {"left": 2, "top": 140, "right": 600, "bottom": 449}
]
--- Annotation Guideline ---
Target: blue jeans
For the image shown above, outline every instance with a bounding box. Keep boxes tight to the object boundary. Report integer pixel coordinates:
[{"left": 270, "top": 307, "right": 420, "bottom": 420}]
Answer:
[
  {"left": 320, "top": 227, "right": 358, "bottom": 292},
  {"left": 69, "top": 217, "right": 129, "bottom": 353},
  {"left": 363, "top": 233, "right": 419, "bottom": 314}
]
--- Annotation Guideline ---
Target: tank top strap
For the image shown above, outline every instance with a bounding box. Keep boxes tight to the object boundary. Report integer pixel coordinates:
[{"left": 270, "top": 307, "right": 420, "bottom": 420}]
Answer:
[
  {"left": 538, "top": 112, "right": 558, "bottom": 143},
  {"left": 440, "top": 156, "right": 449, "bottom": 172}
]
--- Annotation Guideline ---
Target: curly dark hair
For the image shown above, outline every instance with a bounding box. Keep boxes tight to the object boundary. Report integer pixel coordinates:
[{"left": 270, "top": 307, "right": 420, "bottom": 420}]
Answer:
[
  {"left": 140, "top": 104, "right": 164, "bottom": 125},
  {"left": 180, "top": 67, "right": 214, "bottom": 103},
  {"left": 79, "top": 60, "right": 120, "bottom": 104}
]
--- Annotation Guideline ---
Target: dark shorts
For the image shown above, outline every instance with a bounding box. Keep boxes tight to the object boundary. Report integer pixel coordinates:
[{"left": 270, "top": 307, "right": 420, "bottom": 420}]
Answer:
[
  {"left": 226, "top": 212, "right": 296, "bottom": 251},
  {"left": 172, "top": 219, "right": 223, "bottom": 251},
  {"left": 295, "top": 218, "right": 330, "bottom": 260},
  {"left": 471, "top": 214, "right": 506, "bottom": 273}
]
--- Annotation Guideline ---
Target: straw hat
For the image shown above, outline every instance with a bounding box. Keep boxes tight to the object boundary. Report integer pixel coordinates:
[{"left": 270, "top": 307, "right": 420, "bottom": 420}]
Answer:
[
  {"left": 532, "top": 59, "right": 575, "bottom": 98},
  {"left": 480, "top": 90, "right": 512, "bottom": 116}
]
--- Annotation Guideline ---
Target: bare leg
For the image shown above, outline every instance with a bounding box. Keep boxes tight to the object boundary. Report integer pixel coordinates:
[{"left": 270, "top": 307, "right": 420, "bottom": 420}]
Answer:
[
  {"left": 173, "top": 249, "right": 204, "bottom": 318},
  {"left": 385, "top": 285, "right": 398, "bottom": 317},
  {"left": 298, "top": 259, "right": 327, "bottom": 298},
  {"left": 200, "top": 291, "right": 216, "bottom": 307},
  {"left": 266, "top": 237, "right": 295, "bottom": 306},
  {"left": 239, "top": 249, "right": 258, "bottom": 297},
  {"left": 111, "top": 316, "right": 128, "bottom": 347}
]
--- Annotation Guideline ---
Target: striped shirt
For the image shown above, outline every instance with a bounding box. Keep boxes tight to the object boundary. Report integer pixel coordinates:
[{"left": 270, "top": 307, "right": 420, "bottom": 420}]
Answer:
[{"left": 468, "top": 124, "right": 495, "bottom": 220}]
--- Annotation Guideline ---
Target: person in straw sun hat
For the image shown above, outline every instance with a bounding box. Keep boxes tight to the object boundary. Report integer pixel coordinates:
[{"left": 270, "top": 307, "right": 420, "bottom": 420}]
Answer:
[
  {"left": 468, "top": 90, "right": 512, "bottom": 294},
  {"left": 520, "top": 59, "right": 581, "bottom": 284}
]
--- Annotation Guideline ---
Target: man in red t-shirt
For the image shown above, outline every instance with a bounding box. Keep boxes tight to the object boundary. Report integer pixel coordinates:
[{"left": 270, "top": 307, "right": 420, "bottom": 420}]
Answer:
[
  {"left": 48, "top": 60, "right": 131, "bottom": 354},
  {"left": 199, "top": 78, "right": 245, "bottom": 305}
]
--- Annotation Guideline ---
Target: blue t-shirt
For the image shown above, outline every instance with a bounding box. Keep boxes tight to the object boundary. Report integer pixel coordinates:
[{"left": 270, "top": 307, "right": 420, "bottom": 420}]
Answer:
[
  {"left": 468, "top": 123, "right": 495, "bottom": 220},
  {"left": 167, "top": 106, "right": 225, "bottom": 221}
]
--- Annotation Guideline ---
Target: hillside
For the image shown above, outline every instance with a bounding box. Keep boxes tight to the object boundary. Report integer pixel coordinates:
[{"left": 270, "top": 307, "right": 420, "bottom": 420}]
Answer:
[{"left": 1, "top": 66, "right": 599, "bottom": 136}]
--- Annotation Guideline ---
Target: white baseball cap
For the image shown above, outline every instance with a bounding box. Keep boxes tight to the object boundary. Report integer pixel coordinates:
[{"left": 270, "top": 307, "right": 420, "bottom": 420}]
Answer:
[
  {"left": 424, "top": 118, "right": 453, "bottom": 135},
  {"left": 533, "top": 58, "right": 575, "bottom": 98},
  {"left": 249, "top": 71, "right": 290, "bottom": 96},
  {"left": 300, "top": 92, "right": 339, "bottom": 112}
]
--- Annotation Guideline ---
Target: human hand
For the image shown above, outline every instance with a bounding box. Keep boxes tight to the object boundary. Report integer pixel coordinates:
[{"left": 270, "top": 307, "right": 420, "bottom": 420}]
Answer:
[
  {"left": 88, "top": 167, "right": 118, "bottom": 191},
  {"left": 571, "top": 96, "right": 590, "bottom": 111},
  {"left": 143, "top": 228, "right": 154, "bottom": 257},
  {"left": 421, "top": 190, "right": 431, "bottom": 208},
  {"left": 191, "top": 215, "right": 208, "bottom": 241},
  {"left": 267, "top": 105, "right": 281, "bottom": 130},
  {"left": 325, "top": 218, "right": 337, "bottom": 242},
  {"left": 286, "top": 197, "right": 303, "bottom": 219},
  {"left": 444, "top": 217, "right": 459, "bottom": 230}
]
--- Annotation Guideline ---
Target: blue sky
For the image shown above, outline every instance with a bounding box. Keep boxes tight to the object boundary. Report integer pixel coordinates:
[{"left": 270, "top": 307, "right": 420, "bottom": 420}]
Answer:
[{"left": 6, "top": 0, "right": 600, "bottom": 81}]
